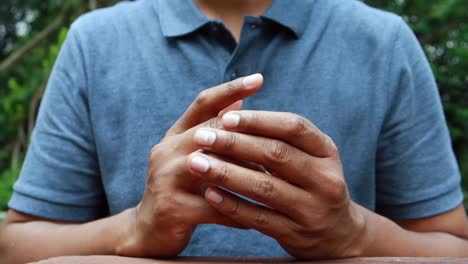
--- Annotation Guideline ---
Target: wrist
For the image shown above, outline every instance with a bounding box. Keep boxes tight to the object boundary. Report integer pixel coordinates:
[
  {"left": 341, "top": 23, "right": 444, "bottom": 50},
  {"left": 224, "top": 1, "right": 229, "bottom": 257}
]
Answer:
[
  {"left": 343, "top": 202, "right": 375, "bottom": 257},
  {"left": 113, "top": 207, "right": 140, "bottom": 256},
  {"left": 352, "top": 204, "right": 407, "bottom": 257},
  {"left": 352, "top": 203, "right": 377, "bottom": 257}
]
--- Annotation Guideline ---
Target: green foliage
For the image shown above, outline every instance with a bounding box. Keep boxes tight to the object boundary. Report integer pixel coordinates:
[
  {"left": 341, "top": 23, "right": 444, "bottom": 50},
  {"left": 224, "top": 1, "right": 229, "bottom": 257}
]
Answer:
[
  {"left": 0, "top": 167, "right": 21, "bottom": 211},
  {"left": 0, "top": 27, "right": 68, "bottom": 210},
  {"left": 0, "top": 0, "right": 107, "bottom": 211},
  {"left": 0, "top": 0, "right": 467, "bottom": 211}
]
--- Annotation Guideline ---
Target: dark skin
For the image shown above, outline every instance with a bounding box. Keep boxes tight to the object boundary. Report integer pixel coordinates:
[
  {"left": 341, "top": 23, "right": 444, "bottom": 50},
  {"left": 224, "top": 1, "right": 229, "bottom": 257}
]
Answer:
[
  {"left": 116, "top": 75, "right": 264, "bottom": 257},
  {"left": 187, "top": 112, "right": 365, "bottom": 258},
  {"left": 0, "top": 74, "right": 264, "bottom": 263},
  {"left": 2, "top": 74, "right": 468, "bottom": 263},
  {"left": 2, "top": 0, "right": 468, "bottom": 262},
  {"left": 187, "top": 109, "right": 468, "bottom": 258}
]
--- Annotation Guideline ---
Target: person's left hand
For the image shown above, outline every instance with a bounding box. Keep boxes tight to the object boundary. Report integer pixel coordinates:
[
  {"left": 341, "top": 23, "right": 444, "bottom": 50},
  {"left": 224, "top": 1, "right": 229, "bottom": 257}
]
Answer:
[{"left": 186, "top": 111, "right": 368, "bottom": 259}]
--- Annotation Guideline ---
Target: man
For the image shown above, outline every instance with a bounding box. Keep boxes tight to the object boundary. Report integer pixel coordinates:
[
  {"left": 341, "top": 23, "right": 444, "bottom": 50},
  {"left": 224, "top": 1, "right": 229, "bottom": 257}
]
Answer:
[{"left": 1, "top": 0, "right": 467, "bottom": 263}]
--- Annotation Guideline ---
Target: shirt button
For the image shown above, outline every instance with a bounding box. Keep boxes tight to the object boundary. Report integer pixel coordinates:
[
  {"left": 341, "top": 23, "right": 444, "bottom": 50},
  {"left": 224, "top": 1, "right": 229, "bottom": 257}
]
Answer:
[
  {"left": 230, "top": 72, "right": 237, "bottom": 80},
  {"left": 249, "top": 23, "right": 258, "bottom": 29}
]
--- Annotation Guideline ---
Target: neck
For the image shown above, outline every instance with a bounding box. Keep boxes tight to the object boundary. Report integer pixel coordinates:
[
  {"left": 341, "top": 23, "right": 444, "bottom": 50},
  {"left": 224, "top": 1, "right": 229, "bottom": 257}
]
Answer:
[{"left": 195, "top": 0, "right": 272, "bottom": 42}]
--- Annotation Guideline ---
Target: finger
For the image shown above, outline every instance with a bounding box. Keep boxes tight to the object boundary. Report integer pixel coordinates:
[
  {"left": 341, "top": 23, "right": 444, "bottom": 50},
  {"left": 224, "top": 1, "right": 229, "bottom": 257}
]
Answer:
[
  {"left": 196, "top": 151, "right": 268, "bottom": 196},
  {"left": 218, "top": 100, "right": 243, "bottom": 117},
  {"left": 160, "top": 115, "right": 228, "bottom": 157},
  {"left": 172, "top": 192, "right": 248, "bottom": 229},
  {"left": 204, "top": 186, "right": 296, "bottom": 240},
  {"left": 193, "top": 128, "right": 317, "bottom": 186},
  {"left": 221, "top": 111, "right": 337, "bottom": 158},
  {"left": 187, "top": 152, "right": 308, "bottom": 219},
  {"left": 167, "top": 74, "right": 263, "bottom": 136},
  {"left": 203, "top": 151, "right": 267, "bottom": 174}
]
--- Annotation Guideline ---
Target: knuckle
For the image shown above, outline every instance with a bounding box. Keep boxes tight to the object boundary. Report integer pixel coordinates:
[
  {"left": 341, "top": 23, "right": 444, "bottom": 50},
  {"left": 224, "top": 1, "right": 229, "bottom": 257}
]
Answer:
[
  {"left": 149, "top": 144, "right": 162, "bottom": 160},
  {"left": 264, "top": 140, "right": 291, "bottom": 166},
  {"left": 213, "top": 165, "right": 231, "bottom": 185},
  {"left": 223, "top": 132, "right": 238, "bottom": 152},
  {"left": 206, "top": 117, "right": 222, "bottom": 129},
  {"left": 251, "top": 178, "right": 276, "bottom": 200},
  {"left": 224, "top": 82, "right": 237, "bottom": 95},
  {"left": 249, "top": 112, "right": 264, "bottom": 129},
  {"left": 146, "top": 165, "right": 161, "bottom": 188},
  {"left": 325, "top": 135, "right": 339, "bottom": 157},
  {"left": 194, "top": 90, "right": 210, "bottom": 106},
  {"left": 225, "top": 199, "right": 241, "bottom": 216},
  {"left": 323, "top": 177, "right": 347, "bottom": 204},
  {"left": 286, "top": 114, "right": 310, "bottom": 137},
  {"left": 290, "top": 223, "right": 307, "bottom": 235},
  {"left": 253, "top": 211, "right": 269, "bottom": 228}
]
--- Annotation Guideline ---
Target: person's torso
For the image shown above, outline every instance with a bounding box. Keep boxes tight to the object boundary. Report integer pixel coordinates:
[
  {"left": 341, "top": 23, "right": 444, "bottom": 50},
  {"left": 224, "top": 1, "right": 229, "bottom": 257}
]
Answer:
[{"left": 77, "top": 0, "right": 401, "bottom": 256}]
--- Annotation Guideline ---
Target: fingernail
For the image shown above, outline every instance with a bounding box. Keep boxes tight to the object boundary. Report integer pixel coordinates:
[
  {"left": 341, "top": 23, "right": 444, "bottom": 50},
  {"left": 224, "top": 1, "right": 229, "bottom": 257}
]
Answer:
[
  {"left": 190, "top": 155, "right": 210, "bottom": 173},
  {"left": 242, "top": 73, "right": 263, "bottom": 89},
  {"left": 194, "top": 129, "right": 216, "bottom": 146},
  {"left": 222, "top": 113, "right": 240, "bottom": 128},
  {"left": 206, "top": 188, "right": 223, "bottom": 204}
]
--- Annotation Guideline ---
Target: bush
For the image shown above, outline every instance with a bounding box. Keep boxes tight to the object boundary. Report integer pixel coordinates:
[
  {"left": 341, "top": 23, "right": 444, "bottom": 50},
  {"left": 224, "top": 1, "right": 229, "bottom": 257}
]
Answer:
[{"left": 0, "top": 168, "right": 20, "bottom": 211}]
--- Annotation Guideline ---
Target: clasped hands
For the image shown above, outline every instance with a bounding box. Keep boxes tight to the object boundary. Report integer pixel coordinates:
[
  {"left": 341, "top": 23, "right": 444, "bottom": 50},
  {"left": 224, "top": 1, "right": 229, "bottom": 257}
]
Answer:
[{"left": 117, "top": 74, "right": 369, "bottom": 259}]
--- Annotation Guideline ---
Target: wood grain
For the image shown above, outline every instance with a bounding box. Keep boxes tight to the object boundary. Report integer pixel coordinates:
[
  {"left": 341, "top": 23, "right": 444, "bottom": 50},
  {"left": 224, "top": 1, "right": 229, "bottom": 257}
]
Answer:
[{"left": 32, "top": 256, "right": 468, "bottom": 264}]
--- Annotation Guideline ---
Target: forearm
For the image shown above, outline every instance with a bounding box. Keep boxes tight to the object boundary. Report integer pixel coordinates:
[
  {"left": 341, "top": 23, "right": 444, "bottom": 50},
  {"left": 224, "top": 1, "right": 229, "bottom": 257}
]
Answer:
[
  {"left": 0, "top": 208, "right": 135, "bottom": 264},
  {"left": 360, "top": 206, "right": 468, "bottom": 257}
]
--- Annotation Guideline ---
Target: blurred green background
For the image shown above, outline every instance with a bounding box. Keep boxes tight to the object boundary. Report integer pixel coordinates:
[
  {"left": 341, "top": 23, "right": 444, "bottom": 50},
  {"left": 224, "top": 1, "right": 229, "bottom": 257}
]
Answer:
[{"left": 0, "top": 0, "right": 467, "bottom": 212}]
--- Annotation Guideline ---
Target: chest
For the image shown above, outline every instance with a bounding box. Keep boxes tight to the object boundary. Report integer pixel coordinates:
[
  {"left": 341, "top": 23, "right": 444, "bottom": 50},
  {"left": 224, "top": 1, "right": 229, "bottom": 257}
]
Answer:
[{"left": 87, "top": 25, "right": 388, "bottom": 214}]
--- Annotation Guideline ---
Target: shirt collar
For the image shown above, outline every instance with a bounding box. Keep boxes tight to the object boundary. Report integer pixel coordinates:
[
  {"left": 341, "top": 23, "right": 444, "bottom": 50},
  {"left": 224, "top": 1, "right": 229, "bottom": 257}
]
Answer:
[
  {"left": 156, "top": 0, "right": 315, "bottom": 38},
  {"left": 261, "top": 0, "right": 314, "bottom": 38},
  {"left": 156, "top": 0, "right": 210, "bottom": 37}
]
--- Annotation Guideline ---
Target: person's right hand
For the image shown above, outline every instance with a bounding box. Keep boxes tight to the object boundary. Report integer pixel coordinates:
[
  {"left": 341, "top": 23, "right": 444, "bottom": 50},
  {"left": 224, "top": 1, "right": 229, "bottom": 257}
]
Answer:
[{"left": 116, "top": 74, "right": 264, "bottom": 257}]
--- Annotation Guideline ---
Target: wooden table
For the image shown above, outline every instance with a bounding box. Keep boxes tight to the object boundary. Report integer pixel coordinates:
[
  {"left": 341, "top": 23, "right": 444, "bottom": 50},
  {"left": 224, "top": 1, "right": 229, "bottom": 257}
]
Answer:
[{"left": 32, "top": 256, "right": 468, "bottom": 264}]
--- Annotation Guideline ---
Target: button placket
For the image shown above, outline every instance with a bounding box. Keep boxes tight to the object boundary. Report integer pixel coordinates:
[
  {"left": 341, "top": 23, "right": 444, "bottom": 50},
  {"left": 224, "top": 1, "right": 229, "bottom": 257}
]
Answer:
[
  {"left": 249, "top": 23, "right": 258, "bottom": 29},
  {"left": 230, "top": 71, "right": 237, "bottom": 80},
  {"left": 223, "top": 17, "right": 261, "bottom": 82}
]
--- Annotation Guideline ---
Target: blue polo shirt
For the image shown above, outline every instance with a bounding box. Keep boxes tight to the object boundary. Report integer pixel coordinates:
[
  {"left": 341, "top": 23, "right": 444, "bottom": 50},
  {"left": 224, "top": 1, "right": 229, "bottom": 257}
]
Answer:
[{"left": 9, "top": 0, "right": 463, "bottom": 257}]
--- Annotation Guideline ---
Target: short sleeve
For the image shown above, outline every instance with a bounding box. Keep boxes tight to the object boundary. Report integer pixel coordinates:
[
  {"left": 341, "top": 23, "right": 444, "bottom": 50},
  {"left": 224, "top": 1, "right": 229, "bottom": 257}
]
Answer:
[
  {"left": 375, "top": 19, "right": 463, "bottom": 219},
  {"left": 8, "top": 24, "right": 108, "bottom": 222}
]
